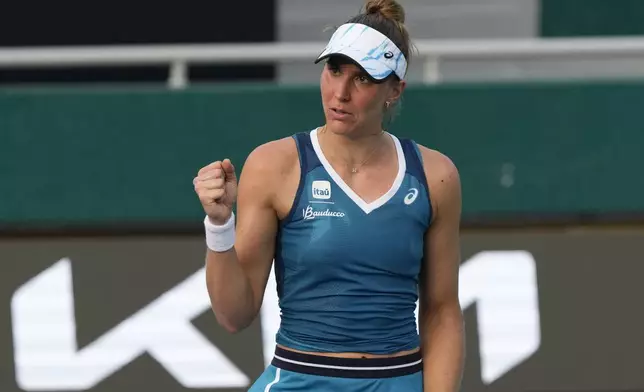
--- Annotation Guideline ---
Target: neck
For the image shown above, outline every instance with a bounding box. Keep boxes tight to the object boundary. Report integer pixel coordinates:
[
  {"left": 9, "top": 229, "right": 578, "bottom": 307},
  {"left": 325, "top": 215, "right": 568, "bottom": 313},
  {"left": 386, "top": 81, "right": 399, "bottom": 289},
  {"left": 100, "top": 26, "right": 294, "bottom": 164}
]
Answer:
[{"left": 318, "top": 124, "right": 387, "bottom": 168}]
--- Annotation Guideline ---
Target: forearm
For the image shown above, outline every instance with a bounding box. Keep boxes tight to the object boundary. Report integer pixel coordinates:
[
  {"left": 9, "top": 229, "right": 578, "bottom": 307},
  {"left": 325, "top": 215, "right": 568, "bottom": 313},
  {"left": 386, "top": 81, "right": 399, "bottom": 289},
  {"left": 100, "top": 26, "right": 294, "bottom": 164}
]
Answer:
[
  {"left": 205, "top": 248, "right": 257, "bottom": 333},
  {"left": 421, "top": 302, "right": 465, "bottom": 392}
]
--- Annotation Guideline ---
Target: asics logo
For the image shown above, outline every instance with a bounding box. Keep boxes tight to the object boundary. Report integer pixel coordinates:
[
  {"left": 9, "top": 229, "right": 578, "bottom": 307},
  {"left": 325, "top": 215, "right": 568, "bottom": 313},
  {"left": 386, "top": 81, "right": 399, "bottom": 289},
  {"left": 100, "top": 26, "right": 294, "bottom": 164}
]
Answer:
[{"left": 404, "top": 188, "right": 419, "bottom": 205}]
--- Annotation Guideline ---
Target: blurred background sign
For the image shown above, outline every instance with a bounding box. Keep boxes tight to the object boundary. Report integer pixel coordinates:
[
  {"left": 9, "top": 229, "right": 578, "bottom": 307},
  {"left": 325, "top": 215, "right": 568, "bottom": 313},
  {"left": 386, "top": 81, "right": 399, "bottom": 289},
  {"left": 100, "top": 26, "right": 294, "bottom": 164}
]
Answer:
[{"left": 2, "top": 229, "right": 644, "bottom": 391}]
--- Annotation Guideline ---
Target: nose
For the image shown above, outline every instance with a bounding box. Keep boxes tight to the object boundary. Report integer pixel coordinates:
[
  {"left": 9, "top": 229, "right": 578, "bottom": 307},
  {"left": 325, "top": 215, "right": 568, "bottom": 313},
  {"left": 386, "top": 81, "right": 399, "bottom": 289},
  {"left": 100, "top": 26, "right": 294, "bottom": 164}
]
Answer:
[{"left": 333, "top": 76, "right": 351, "bottom": 102}]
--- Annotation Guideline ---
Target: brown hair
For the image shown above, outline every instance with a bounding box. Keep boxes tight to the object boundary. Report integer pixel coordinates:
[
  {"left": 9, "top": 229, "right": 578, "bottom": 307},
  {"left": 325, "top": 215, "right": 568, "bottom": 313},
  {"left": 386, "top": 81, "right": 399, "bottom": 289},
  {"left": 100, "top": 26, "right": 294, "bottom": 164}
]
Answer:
[{"left": 346, "top": 0, "right": 413, "bottom": 69}]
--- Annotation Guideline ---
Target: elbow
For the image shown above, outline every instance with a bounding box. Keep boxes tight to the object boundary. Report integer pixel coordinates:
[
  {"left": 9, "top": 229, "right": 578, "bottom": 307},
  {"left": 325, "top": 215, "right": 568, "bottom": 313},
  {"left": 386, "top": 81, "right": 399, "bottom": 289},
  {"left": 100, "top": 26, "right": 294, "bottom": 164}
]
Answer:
[
  {"left": 422, "top": 298, "right": 464, "bottom": 327},
  {"left": 216, "top": 315, "right": 250, "bottom": 334},
  {"left": 212, "top": 309, "right": 256, "bottom": 334},
  {"left": 221, "top": 323, "right": 245, "bottom": 335},
  {"left": 207, "top": 283, "right": 262, "bottom": 334},
  {"left": 437, "top": 300, "right": 464, "bottom": 323},
  {"left": 442, "top": 299, "right": 463, "bottom": 315},
  {"left": 419, "top": 299, "right": 465, "bottom": 349}
]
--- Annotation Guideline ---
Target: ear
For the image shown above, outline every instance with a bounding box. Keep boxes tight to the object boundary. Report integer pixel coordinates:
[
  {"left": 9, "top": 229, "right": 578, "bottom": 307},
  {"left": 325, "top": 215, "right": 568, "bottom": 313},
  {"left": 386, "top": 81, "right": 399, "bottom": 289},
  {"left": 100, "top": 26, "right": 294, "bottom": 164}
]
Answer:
[{"left": 387, "top": 79, "right": 406, "bottom": 105}]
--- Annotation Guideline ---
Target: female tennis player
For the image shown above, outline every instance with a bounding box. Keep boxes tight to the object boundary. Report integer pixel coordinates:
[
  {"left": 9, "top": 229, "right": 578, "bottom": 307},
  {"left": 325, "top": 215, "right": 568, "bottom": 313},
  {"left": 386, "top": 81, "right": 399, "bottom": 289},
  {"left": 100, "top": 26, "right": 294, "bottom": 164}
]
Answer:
[{"left": 193, "top": 0, "right": 464, "bottom": 390}]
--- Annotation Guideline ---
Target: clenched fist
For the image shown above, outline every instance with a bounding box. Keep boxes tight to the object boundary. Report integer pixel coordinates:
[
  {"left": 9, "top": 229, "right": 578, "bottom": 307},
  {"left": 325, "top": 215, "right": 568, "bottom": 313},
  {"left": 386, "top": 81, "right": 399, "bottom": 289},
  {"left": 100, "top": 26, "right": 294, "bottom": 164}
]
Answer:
[{"left": 194, "top": 159, "right": 238, "bottom": 225}]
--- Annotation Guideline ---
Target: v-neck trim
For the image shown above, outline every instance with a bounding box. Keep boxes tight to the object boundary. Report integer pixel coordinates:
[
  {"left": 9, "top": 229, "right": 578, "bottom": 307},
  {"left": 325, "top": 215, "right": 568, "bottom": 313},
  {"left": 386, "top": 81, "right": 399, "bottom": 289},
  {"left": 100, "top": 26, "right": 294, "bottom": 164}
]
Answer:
[{"left": 310, "top": 128, "right": 406, "bottom": 214}]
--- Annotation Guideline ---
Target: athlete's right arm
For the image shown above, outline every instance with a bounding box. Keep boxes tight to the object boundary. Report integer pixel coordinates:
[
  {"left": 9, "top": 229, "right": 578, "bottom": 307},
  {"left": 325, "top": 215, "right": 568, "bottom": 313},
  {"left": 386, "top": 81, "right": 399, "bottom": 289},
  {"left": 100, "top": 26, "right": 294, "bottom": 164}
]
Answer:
[{"left": 195, "top": 143, "right": 283, "bottom": 333}]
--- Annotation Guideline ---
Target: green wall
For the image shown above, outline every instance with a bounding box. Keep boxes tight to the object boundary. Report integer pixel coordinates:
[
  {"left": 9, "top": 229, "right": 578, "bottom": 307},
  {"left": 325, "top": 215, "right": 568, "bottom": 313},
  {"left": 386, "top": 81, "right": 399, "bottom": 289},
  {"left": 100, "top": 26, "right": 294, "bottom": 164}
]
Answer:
[
  {"left": 2, "top": 80, "right": 643, "bottom": 230},
  {"left": 541, "top": 0, "right": 644, "bottom": 37}
]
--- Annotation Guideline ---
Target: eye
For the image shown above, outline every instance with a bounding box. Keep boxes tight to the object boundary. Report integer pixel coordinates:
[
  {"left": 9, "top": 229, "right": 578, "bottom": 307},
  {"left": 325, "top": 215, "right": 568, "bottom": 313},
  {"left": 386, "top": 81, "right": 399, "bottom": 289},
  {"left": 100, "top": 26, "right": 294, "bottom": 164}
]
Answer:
[
  {"left": 327, "top": 63, "right": 341, "bottom": 75},
  {"left": 356, "top": 75, "right": 372, "bottom": 84}
]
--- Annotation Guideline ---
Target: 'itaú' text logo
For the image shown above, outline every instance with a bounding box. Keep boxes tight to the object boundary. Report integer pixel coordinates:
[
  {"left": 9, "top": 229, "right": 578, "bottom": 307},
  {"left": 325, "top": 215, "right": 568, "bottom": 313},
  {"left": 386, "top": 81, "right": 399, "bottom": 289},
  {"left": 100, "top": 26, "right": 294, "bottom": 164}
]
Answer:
[{"left": 11, "top": 251, "right": 540, "bottom": 390}]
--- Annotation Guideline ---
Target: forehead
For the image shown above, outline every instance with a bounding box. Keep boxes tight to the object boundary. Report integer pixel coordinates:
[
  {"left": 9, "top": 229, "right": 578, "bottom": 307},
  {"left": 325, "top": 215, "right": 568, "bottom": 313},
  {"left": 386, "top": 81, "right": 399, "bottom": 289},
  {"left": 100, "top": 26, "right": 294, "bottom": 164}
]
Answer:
[{"left": 326, "top": 55, "right": 367, "bottom": 73}]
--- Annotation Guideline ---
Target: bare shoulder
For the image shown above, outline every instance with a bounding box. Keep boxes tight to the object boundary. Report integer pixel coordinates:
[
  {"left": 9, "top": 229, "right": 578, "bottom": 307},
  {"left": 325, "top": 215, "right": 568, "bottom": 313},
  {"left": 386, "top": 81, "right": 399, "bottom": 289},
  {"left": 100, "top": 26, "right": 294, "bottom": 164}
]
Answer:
[
  {"left": 238, "top": 136, "right": 300, "bottom": 215},
  {"left": 239, "top": 136, "right": 299, "bottom": 183},
  {"left": 415, "top": 144, "right": 462, "bottom": 220},
  {"left": 415, "top": 145, "right": 460, "bottom": 185}
]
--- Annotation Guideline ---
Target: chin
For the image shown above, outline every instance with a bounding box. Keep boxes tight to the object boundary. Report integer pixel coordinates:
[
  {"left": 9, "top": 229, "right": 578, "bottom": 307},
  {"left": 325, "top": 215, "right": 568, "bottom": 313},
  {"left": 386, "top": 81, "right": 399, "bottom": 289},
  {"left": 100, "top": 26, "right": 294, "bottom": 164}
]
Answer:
[{"left": 325, "top": 120, "right": 359, "bottom": 135}]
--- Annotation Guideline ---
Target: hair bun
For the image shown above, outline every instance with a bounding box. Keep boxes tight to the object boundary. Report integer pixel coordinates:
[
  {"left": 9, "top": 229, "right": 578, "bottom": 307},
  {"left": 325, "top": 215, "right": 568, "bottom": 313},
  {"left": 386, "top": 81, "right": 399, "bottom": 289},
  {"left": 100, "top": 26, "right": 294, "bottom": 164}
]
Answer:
[{"left": 365, "top": 0, "right": 406, "bottom": 24}]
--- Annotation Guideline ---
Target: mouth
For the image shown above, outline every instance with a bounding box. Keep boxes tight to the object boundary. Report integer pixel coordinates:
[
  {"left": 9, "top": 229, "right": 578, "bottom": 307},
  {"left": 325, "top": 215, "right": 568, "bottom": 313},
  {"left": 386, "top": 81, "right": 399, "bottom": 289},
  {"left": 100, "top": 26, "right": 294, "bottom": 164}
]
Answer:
[{"left": 331, "top": 108, "right": 351, "bottom": 116}]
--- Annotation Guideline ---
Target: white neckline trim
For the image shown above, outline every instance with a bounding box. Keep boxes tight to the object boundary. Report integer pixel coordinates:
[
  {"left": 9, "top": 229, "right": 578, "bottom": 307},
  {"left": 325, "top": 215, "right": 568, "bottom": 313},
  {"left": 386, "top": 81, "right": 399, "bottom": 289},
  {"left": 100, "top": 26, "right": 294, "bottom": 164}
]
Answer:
[{"left": 310, "top": 128, "right": 406, "bottom": 214}]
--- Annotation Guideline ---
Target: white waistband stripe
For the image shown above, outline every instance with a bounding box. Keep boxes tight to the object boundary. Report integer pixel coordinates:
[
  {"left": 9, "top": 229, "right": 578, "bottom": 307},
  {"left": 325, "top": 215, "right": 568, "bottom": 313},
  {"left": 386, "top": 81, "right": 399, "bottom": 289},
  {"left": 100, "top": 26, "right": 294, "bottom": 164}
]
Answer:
[{"left": 273, "top": 354, "right": 422, "bottom": 371}]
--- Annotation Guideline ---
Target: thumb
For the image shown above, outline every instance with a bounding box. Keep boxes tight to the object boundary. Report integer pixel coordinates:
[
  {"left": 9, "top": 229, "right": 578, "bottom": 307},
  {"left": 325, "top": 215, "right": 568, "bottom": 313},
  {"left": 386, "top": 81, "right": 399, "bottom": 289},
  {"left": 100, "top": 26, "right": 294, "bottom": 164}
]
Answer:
[{"left": 222, "top": 159, "right": 237, "bottom": 182}]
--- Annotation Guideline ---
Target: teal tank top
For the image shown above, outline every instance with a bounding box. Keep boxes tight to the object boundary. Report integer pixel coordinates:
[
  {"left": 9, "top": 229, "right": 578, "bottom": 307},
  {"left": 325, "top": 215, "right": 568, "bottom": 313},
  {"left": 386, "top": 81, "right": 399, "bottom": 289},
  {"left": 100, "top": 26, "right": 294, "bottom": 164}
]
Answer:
[{"left": 273, "top": 128, "right": 432, "bottom": 354}]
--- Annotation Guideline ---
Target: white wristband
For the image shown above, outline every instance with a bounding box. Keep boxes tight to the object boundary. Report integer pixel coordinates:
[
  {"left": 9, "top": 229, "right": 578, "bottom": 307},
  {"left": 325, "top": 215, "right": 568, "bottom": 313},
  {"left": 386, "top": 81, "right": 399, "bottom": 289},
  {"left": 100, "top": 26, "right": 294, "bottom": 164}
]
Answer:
[{"left": 204, "top": 212, "right": 235, "bottom": 252}]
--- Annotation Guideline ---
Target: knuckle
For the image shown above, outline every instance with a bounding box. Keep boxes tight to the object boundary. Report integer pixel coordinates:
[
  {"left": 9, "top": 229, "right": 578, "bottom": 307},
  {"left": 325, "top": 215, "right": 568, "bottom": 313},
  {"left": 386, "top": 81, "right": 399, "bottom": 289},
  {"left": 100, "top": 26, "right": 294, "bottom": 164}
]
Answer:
[
  {"left": 198, "top": 161, "right": 221, "bottom": 175},
  {"left": 198, "top": 169, "right": 223, "bottom": 182},
  {"left": 204, "top": 179, "right": 223, "bottom": 189},
  {"left": 208, "top": 179, "right": 223, "bottom": 188},
  {"left": 206, "top": 189, "right": 222, "bottom": 198}
]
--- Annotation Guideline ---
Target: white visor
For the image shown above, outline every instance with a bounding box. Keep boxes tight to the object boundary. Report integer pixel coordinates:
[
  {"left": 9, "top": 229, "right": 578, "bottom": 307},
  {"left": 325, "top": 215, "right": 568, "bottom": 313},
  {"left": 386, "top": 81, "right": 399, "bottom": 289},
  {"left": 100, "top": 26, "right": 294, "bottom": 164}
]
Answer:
[{"left": 315, "top": 23, "right": 407, "bottom": 81}]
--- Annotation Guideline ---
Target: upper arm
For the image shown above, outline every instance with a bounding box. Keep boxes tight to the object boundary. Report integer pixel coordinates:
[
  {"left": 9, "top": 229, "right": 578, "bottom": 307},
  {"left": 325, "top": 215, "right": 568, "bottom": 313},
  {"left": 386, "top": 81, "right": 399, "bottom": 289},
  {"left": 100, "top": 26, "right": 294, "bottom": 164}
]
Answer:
[
  {"left": 418, "top": 146, "right": 462, "bottom": 312},
  {"left": 234, "top": 138, "right": 298, "bottom": 310}
]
